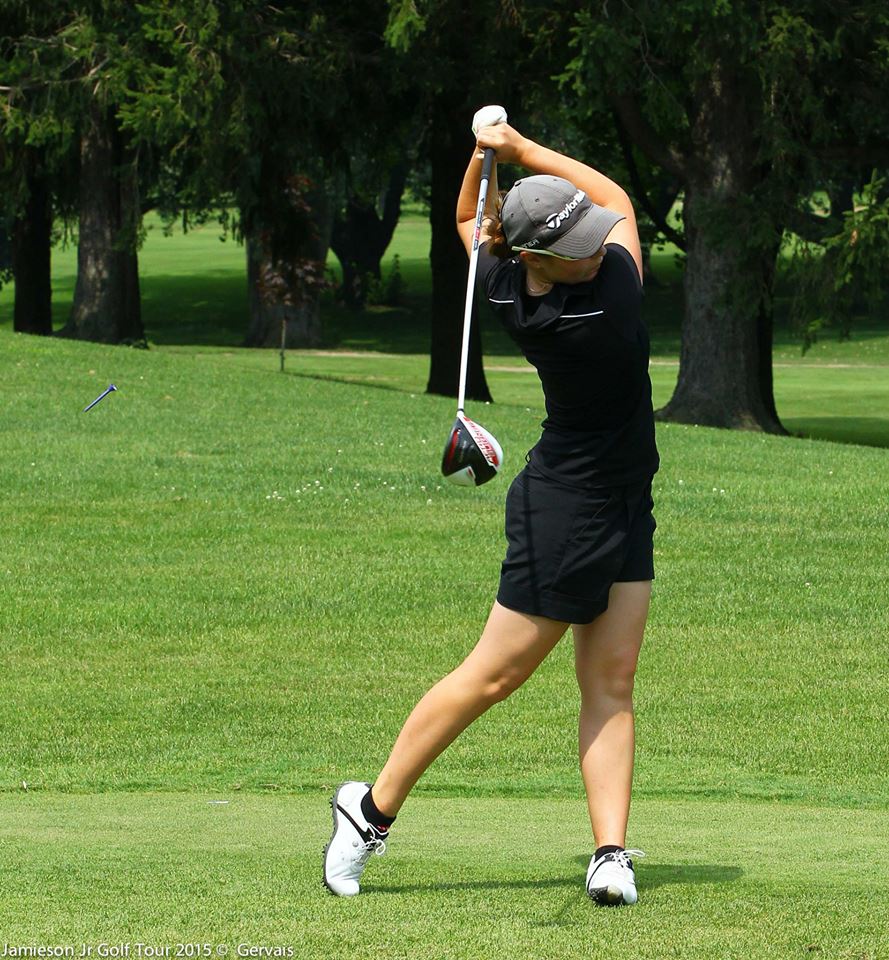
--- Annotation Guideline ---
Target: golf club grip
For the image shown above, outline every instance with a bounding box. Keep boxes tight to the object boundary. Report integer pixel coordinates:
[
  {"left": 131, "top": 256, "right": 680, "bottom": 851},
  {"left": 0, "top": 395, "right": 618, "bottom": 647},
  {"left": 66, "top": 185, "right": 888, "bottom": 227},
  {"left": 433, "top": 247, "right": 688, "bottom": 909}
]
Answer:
[{"left": 480, "top": 147, "right": 495, "bottom": 183}]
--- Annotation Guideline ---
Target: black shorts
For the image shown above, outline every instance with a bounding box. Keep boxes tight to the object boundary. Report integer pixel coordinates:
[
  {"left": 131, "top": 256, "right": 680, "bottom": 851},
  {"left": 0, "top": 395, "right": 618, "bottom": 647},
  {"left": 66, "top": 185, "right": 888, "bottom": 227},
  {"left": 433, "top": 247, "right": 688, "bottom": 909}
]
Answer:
[{"left": 497, "top": 464, "right": 656, "bottom": 624}]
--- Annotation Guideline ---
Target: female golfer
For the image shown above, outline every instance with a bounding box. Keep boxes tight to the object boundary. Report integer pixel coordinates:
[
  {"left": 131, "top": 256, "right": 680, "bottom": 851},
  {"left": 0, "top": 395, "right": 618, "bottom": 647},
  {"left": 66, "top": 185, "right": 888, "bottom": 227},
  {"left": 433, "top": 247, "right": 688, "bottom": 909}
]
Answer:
[{"left": 324, "top": 116, "right": 659, "bottom": 906}]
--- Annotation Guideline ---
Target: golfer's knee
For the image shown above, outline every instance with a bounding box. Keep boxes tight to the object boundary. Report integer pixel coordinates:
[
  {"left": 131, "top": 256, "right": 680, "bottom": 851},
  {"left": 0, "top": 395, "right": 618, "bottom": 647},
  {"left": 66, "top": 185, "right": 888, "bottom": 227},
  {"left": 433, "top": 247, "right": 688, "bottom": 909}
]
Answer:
[
  {"left": 578, "top": 659, "right": 637, "bottom": 703},
  {"left": 454, "top": 664, "right": 527, "bottom": 705},
  {"left": 603, "top": 670, "right": 636, "bottom": 701},
  {"left": 481, "top": 670, "right": 528, "bottom": 704}
]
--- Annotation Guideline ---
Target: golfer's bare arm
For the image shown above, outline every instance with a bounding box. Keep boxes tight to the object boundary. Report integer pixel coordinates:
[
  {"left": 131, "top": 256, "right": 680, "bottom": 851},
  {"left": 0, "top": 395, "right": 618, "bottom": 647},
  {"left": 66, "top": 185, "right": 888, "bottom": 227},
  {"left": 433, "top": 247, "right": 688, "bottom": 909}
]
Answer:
[
  {"left": 474, "top": 124, "right": 643, "bottom": 281},
  {"left": 456, "top": 149, "right": 499, "bottom": 256}
]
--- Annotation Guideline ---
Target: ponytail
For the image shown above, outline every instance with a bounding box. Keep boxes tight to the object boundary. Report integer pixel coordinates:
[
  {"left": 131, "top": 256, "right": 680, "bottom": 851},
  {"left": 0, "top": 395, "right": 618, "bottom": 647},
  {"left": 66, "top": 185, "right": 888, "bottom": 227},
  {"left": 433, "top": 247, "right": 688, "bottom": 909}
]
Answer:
[{"left": 485, "top": 190, "right": 512, "bottom": 260}]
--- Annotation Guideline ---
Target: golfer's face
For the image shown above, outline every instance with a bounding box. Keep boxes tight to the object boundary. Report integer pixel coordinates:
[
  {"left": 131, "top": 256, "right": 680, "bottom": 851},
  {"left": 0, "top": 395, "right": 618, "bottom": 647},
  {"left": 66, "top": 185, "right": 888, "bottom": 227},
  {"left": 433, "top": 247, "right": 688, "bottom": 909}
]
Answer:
[{"left": 539, "top": 246, "right": 607, "bottom": 284}]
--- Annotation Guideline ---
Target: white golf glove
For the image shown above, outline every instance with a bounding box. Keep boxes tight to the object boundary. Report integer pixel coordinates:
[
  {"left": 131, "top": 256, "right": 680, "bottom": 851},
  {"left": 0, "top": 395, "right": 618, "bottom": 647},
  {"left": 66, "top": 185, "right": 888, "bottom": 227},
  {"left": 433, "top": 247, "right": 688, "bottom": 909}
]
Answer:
[{"left": 471, "top": 104, "right": 508, "bottom": 136}]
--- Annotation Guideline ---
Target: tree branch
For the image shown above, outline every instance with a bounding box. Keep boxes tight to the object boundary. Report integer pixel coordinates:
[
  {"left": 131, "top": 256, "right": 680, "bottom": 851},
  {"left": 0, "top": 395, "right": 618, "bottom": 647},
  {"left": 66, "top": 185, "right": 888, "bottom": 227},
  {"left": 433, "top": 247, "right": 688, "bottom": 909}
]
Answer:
[
  {"left": 614, "top": 113, "right": 685, "bottom": 251},
  {"left": 380, "top": 162, "right": 407, "bottom": 236},
  {"left": 785, "top": 179, "right": 856, "bottom": 242},
  {"left": 607, "top": 91, "right": 688, "bottom": 179},
  {"left": 814, "top": 143, "right": 889, "bottom": 165},
  {"left": 784, "top": 208, "right": 842, "bottom": 243}
]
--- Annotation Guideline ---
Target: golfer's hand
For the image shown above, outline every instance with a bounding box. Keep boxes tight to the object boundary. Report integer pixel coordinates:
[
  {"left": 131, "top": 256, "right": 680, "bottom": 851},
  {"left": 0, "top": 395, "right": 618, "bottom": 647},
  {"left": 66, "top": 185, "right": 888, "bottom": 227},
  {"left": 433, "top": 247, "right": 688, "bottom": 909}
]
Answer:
[{"left": 476, "top": 123, "right": 529, "bottom": 165}]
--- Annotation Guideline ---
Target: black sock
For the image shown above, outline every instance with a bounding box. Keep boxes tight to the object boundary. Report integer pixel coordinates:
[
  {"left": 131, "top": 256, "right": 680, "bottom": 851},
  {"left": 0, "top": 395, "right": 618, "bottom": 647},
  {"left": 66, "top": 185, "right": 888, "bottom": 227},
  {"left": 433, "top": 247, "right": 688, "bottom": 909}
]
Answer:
[
  {"left": 595, "top": 844, "right": 624, "bottom": 861},
  {"left": 361, "top": 786, "right": 396, "bottom": 833}
]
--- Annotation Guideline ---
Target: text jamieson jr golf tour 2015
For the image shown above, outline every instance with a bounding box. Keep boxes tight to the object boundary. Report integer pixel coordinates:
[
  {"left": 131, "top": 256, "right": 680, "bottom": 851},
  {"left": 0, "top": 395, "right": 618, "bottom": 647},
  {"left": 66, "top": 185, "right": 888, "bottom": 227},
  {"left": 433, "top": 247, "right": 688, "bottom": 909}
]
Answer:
[{"left": 0, "top": 945, "right": 297, "bottom": 958}]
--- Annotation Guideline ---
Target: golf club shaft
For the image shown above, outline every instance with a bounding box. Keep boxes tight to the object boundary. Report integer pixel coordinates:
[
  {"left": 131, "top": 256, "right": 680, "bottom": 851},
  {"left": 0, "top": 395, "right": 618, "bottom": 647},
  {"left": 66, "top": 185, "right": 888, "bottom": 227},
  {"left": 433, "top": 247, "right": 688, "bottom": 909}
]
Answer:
[{"left": 457, "top": 147, "right": 495, "bottom": 414}]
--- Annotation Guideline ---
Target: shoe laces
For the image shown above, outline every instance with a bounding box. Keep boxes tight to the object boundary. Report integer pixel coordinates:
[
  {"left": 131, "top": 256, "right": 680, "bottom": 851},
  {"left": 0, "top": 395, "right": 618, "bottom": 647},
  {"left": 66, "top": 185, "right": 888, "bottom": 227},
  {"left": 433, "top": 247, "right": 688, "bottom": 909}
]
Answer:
[
  {"left": 609, "top": 848, "right": 645, "bottom": 869},
  {"left": 353, "top": 836, "right": 386, "bottom": 865}
]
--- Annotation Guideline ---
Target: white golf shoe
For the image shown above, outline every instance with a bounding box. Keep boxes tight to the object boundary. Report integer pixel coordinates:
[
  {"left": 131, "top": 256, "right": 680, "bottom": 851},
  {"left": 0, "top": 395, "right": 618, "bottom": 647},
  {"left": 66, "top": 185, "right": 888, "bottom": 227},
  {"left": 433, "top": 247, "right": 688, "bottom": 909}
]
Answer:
[
  {"left": 323, "top": 781, "right": 388, "bottom": 896},
  {"left": 585, "top": 849, "right": 645, "bottom": 906}
]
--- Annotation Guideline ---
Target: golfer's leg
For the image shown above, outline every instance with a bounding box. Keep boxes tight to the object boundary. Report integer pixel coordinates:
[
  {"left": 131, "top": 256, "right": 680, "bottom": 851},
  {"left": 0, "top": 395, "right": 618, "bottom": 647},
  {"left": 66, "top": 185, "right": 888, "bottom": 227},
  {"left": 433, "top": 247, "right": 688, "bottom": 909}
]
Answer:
[
  {"left": 573, "top": 581, "right": 650, "bottom": 846},
  {"left": 372, "top": 601, "right": 568, "bottom": 816}
]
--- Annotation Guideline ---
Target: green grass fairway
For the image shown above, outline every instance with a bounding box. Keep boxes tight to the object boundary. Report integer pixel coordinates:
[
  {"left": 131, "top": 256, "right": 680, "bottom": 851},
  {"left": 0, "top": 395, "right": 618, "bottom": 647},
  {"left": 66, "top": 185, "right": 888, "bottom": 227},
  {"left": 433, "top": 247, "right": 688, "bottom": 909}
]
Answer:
[
  {"left": 2, "top": 793, "right": 887, "bottom": 958},
  {"left": 1, "top": 328, "right": 888, "bottom": 955},
  {"left": 4, "top": 207, "right": 888, "bottom": 452},
  {"left": 268, "top": 351, "right": 889, "bottom": 449}
]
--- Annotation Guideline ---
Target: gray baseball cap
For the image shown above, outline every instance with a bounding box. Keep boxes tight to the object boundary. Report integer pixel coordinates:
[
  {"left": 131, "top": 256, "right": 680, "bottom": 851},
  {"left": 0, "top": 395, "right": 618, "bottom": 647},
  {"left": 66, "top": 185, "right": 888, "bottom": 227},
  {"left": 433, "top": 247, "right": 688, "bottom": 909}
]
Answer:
[{"left": 501, "top": 175, "right": 625, "bottom": 259}]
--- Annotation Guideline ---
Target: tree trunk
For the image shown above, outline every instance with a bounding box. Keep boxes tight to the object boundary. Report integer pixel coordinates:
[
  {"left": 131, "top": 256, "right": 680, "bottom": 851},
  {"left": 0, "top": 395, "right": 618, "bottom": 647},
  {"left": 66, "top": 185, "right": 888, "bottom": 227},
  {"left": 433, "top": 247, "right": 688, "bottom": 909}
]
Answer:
[
  {"left": 119, "top": 159, "right": 143, "bottom": 342},
  {"left": 756, "top": 239, "right": 782, "bottom": 427},
  {"left": 426, "top": 93, "right": 491, "bottom": 403},
  {"left": 655, "top": 59, "right": 785, "bottom": 433},
  {"left": 331, "top": 163, "right": 407, "bottom": 307},
  {"left": 243, "top": 177, "right": 332, "bottom": 348},
  {"left": 64, "top": 101, "right": 143, "bottom": 343},
  {"left": 656, "top": 181, "right": 785, "bottom": 432},
  {"left": 245, "top": 232, "right": 322, "bottom": 347},
  {"left": 12, "top": 156, "right": 53, "bottom": 336}
]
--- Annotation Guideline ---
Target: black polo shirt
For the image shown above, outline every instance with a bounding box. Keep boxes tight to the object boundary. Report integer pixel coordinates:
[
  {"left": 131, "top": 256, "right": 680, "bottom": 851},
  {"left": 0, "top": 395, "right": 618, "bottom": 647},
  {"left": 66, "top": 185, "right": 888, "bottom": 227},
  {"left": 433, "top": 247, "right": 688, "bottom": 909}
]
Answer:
[{"left": 478, "top": 242, "right": 659, "bottom": 488}]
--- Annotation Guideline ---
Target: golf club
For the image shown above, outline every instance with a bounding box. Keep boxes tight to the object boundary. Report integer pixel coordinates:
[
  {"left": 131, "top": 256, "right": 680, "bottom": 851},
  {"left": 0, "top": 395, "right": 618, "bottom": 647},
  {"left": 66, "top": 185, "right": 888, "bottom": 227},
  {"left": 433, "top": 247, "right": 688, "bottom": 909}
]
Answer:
[{"left": 441, "top": 108, "right": 506, "bottom": 487}]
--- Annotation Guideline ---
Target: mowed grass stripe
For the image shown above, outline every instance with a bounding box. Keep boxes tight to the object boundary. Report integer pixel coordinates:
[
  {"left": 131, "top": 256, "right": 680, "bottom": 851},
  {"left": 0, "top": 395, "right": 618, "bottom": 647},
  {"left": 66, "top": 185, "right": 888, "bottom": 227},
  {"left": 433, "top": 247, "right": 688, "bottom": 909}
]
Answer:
[
  {"left": 0, "top": 793, "right": 887, "bottom": 958},
  {"left": 0, "top": 330, "right": 887, "bottom": 811}
]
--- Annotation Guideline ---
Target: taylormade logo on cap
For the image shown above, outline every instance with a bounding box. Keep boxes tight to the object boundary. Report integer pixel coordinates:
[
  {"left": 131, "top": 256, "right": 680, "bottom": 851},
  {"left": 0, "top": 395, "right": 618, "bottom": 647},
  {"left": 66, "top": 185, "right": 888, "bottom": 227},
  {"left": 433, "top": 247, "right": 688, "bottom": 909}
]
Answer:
[
  {"left": 545, "top": 190, "right": 586, "bottom": 230},
  {"left": 501, "top": 175, "right": 625, "bottom": 259}
]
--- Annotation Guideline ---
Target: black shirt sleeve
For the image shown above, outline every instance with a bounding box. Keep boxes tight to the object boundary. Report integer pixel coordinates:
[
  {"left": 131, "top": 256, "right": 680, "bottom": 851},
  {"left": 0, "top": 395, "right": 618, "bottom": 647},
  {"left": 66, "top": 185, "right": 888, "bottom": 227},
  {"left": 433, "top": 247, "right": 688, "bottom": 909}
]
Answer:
[
  {"left": 598, "top": 243, "right": 643, "bottom": 343},
  {"left": 476, "top": 241, "right": 511, "bottom": 300}
]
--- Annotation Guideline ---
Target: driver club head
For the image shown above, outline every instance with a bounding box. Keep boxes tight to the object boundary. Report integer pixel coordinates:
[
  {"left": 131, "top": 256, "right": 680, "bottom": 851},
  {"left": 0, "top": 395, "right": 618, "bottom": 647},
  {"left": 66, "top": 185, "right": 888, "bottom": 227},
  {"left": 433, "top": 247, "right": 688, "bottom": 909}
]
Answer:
[{"left": 441, "top": 412, "right": 503, "bottom": 487}]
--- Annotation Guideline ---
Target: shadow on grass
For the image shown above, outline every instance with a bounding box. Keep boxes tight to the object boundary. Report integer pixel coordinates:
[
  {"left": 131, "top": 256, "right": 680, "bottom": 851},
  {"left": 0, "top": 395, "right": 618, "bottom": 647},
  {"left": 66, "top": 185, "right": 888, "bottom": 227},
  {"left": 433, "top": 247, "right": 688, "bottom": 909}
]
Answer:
[
  {"left": 368, "top": 862, "right": 742, "bottom": 898},
  {"left": 568, "top": 856, "right": 743, "bottom": 890},
  {"left": 636, "top": 862, "right": 744, "bottom": 890},
  {"left": 281, "top": 368, "right": 538, "bottom": 413},
  {"left": 282, "top": 370, "right": 411, "bottom": 395},
  {"left": 367, "top": 875, "right": 576, "bottom": 896},
  {"left": 141, "top": 273, "right": 248, "bottom": 346},
  {"left": 535, "top": 863, "right": 743, "bottom": 927},
  {"left": 785, "top": 417, "right": 889, "bottom": 450}
]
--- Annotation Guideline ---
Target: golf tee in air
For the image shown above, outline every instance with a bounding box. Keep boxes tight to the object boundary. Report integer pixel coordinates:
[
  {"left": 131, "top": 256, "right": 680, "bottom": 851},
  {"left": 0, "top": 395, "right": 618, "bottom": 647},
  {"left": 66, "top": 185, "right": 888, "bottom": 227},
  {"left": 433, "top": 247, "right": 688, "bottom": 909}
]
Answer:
[{"left": 83, "top": 384, "right": 117, "bottom": 413}]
